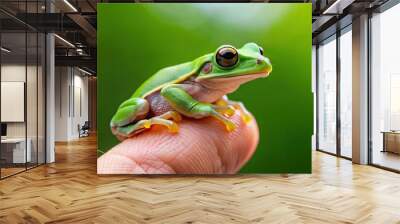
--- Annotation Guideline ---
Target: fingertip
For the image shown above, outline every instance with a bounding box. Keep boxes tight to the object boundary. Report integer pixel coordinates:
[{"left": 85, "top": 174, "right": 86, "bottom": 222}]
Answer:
[
  {"left": 221, "top": 110, "right": 259, "bottom": 173},
  {"left": 98, "top": 109, "right": 260, "bottom": 174},
  {"left": 235, "top": 114, "right": 259, "bottom": 171}
]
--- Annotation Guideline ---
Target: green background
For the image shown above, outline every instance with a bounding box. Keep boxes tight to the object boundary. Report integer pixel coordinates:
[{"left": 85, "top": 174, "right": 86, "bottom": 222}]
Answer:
[{"left": 98, "top": 3, "right": 312, "bottom": 173}]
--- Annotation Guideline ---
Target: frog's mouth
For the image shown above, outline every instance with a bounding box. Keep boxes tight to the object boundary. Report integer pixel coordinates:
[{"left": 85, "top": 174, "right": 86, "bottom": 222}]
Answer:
[
  {"left": 196, "top": 69, "right": 270, "bottom": 82},
  {"left": 196, "top": 70, "right": 270, "bottom": 94},
  {"left": 215, "top": 71, "right": 269, "bottom": 81}
]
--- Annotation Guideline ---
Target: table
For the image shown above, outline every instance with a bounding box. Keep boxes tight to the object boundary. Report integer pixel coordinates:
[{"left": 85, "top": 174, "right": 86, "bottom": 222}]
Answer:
[
  {"left": 382, "top": 131, "right": 400, "bottom": 154},
  {"left": 1, "top": 138, "right": 31, "bottom": 164}
]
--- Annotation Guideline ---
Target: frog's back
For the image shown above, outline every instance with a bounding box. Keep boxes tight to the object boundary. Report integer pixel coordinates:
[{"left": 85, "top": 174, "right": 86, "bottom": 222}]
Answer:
[{"left": 132, "top": 62, "right": 196, "bottom": 98}]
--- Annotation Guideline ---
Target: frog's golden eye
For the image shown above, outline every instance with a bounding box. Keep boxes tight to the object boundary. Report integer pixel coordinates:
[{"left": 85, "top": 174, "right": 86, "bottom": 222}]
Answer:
[
  {"left": 216, "top": 47, "right": 238, "bottom": 68},
  {"left": 259, "top": 47, "right": 264, "bottom": 56}
]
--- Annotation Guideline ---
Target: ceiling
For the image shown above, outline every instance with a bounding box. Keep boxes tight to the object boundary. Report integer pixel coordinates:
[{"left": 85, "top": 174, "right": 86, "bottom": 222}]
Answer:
[
  {"left": 1, "top": 32, "right": 45, "bottom": 63},
  {"left": 0, "top": 0, "right": 97, "bottom": 73},
  {"left": 311, "top": 0, "right": 390, "bottom": 43},
  {"left": 0, "top": 0, "right": 394, "bottom": 73}
]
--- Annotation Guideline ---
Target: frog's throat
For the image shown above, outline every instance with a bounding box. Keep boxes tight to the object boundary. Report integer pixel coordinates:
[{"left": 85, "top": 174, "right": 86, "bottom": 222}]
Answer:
[{"left": 195, "top": 71, "right": 269, "bottom": 96}]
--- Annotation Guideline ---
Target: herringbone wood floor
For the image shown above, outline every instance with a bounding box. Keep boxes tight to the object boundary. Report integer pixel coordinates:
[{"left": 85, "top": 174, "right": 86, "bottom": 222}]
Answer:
[{"left": 1, "top": 135, "right": 400, "bottom": 224}]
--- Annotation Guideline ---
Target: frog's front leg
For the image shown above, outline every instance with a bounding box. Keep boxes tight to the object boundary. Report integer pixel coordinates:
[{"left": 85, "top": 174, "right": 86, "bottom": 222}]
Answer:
[
  {"left": 216, "top": 96, "right": 253, "bottom": 123},
  {"left": 161, "top": 84, "right": 236, "bottom": 131}
]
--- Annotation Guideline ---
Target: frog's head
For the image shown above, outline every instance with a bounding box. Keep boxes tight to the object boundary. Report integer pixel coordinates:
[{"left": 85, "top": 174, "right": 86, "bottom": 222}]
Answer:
[{"left": 195, "top": 43, "right": 272, "bottom": 85}]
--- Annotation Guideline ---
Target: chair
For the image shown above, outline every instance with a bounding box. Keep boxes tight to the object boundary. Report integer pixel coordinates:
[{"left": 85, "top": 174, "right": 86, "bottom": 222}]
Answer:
[{"left": 78, "top": 121, "right": 90, "bottom": 138}]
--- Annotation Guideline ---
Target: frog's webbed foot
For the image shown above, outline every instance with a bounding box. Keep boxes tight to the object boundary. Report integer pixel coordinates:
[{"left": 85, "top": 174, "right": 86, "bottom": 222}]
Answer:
[
  {"left": 212, "top": 104, "right": 236, "bottom": 117},
  {"left": 150, "top": 111, "right": 182, "bottom": 133},
  {"left": 231, "top": 101, "right": 252, "bottom": 123},
  {"left": 215, "top": 96, "right": 252, "bottom": 123},
  {"left": 158, "top": 110, "right": 182, "bottom": 122},
  {"left": 147, "top": 117, "right": 179, "bottom": 133},
  {"left": 208, "top": 104, "right": 236, "bottom": 131},
  {"left": 209, "top": 110, "right": 236, "bottom": 132},
  {"left": 112, "top": 111, "right": 182, "bottom": 140}
]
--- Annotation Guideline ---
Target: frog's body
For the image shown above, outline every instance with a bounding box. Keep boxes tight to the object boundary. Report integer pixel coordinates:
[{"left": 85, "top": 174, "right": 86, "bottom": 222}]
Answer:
[{"left": 110, "top": 42, "right": 272, "bottom": 140}]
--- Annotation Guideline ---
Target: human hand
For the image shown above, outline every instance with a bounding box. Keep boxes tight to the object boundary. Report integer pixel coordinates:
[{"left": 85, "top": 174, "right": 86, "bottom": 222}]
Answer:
[{"left": 97, "top": 110, "right": 259, "bottom": 174}]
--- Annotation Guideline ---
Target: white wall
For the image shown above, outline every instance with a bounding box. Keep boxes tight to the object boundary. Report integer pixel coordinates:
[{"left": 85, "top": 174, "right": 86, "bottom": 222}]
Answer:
[
  {"left": 1, "top": 63, "right": 46, "bottom": 163},
  {"left": 1, "top": 64, "right": 41, "bottom": 138},
  {"left": 55, "top": 67, "right": 69, "bottom": 141},
  {"left": 71, "top": 72, "right": 89, "bottom": 138},
  {"left": 55, "top": 67, "right": 89, "bottom": 141},
  {"left": 1, "top": 65, "right": 27, "bottom": 139}
]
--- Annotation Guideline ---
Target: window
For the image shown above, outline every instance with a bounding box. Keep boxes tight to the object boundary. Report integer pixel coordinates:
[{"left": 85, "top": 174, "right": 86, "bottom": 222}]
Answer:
[
  {"left": 370, "top": 3, "right": 400, "bottom": 171},
  {"left": 317, "top": 36, "right": 337, "bottom": 154},
  {"left": 0, "top": 2, "right": 47, "bottom": 179},
  {"left": 339, "top": 28, "right": 352, "bottom": 158}
]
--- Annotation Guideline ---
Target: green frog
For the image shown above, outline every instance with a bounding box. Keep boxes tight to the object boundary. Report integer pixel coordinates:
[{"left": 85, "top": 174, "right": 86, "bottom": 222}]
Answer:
[{"left": 110, "top": 42, "right": 272, "bottom": 140}]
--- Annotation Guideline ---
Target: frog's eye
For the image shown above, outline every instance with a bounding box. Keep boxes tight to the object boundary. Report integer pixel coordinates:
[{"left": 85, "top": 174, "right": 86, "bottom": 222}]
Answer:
[
  {"left": 259, "top": 47, "right": 264, "bottom": 56},
  {"left": 216, "top": 47, "right": 238, "bottom": 68}
]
